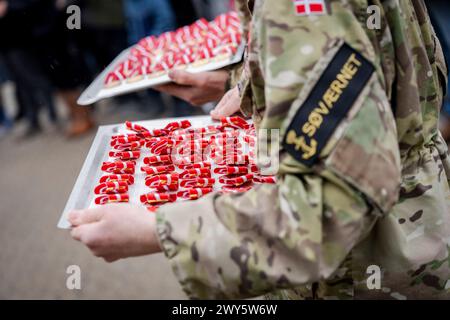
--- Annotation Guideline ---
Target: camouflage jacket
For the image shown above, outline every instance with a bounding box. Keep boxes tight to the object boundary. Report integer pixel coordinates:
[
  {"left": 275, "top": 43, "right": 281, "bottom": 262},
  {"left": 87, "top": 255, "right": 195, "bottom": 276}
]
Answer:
[{"left": 156, "top": 0, "right": 450, "bottom": 299}]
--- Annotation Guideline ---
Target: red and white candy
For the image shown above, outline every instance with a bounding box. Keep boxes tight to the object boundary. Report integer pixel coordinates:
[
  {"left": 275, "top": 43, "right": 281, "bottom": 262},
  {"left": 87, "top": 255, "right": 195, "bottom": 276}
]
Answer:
[
  {"left": 253, "top": 175, "right": 277, "bottom": 184},
  {"left": 99, "top": 174, "right": 134, "bottom": 185},
  {"left": 126, "top": 121, "right": 150, "bottom": 133},
  {"left": 141, "top": 165, "right": 175, "bottom": 175},
  {"left": 177, "top": 188, "right": 213, "bottom": 200},
  {"left": 164, "top": 120, "right": 191, "bottom": 132},
  {"left": 140, "top": 192, "right": 177, "bottom": 205},
  {"left": 218, "top": 173, "right": 253, "bottom": 186},
  {"left": 95, "top": 194, "right": 129, "bottom": 205},
  {"left": 214, "top": 166, "right": 248, "bottom": 175},
  {"left": 101, "top": 161, "right": 135, "bottom": 174},
  {"left": 220, "top": 116, "right": 250, "bottom": 130},
  {"left": 108, "top": 151, "right": 141, "bottom": 160},
  {"left": 179, "top": 168, "right": 211, "bottom": 179},
  {"left": 180, "top": 178, "right": 215, "bottom": 188},
  {"left": 143, "top": 155, "right": 172, "bottom": 165},
  {"left": 145, "top": 173, "right": 179, "bottom": 188},
  {"left": 94, "top": 181, "right": 128, "bottom": 195},
  {"left": 177, "top": 162, "right": 211, "bottom": 170},
  {"left": 111, "top": 141, "right": 144, "bottom": 151}
]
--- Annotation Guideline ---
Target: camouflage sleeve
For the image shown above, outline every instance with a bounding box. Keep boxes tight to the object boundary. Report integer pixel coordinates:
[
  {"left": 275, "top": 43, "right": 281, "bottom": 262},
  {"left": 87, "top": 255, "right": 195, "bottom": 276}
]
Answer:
[
  {"left": 156, "top": 0, "right": 401, "bottom": 299},
  {"left": 234, "top": 0, "right": 254, "bottom": 117}
]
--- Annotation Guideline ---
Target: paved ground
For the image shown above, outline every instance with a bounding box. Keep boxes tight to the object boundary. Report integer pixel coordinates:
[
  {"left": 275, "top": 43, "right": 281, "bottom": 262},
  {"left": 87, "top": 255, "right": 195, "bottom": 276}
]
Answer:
[{"left": 0, "top": 91, "right": 199, "bottom": 299}]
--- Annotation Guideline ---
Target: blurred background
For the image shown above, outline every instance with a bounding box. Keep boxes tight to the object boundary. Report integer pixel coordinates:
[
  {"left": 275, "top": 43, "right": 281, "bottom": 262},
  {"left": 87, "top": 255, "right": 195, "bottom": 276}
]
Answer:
[
  {"left": 0, "top": 0, "right": 234, "bottom": 300},
  {"left": 0, "top": 0, "right": 448, "bottom": 299}
]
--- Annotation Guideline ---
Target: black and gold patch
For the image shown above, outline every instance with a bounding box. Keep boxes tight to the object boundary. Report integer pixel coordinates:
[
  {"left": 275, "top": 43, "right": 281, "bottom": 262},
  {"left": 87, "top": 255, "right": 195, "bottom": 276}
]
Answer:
[{"left": 283, "top": 43, "right": 375, "bottom": 166}]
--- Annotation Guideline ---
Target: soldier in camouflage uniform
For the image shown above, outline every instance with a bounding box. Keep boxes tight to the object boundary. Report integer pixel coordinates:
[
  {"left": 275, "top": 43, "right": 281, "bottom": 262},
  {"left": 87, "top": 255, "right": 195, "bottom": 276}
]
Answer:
[{"left": 70, "top": 0, "right": 450, "bottom": 299}]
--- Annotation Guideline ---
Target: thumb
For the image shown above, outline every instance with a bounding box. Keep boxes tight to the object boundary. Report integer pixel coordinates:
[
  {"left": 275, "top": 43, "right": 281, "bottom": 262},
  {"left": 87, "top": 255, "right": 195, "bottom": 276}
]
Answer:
[
  {"left": 69, "top": 207, "right": 105, "bottom": 226},
  {"left": 168, "top": 70, "right": 200, "bottom": 86},
  {"left": 211, "top": 88, "right": 240, "bottom": 120}
]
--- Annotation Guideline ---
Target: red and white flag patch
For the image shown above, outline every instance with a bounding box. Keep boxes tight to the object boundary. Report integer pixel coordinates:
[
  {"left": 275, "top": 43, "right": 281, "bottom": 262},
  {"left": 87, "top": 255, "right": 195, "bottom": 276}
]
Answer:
[{"left": 293, "top": 0, "right": 328, "bottom": 16}]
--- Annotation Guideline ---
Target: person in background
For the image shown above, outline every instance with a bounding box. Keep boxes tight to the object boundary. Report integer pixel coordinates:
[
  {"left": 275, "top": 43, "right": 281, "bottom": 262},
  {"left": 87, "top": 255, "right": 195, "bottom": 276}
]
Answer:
[
  {"left": 190, "top": 0, "right": 231, "bottom": 20},
  {"left": 80, "top": 0, "right": 128, "bottom": 74},
  {"left": 427, "top": 0, "right": 450, "bottom": 142},
  {"left": 0, "top": 54, "right": 12, "bottom": 137},
  {"left": 0, "top": 0, "right": 94, "bottom": 138},
  {"left": 124, "top": 0, "right": 203, "bottom": 117},
  {"left": 43, "top": 0, "right": 94, "bottom": 137},
  {"left": 0, "top": 0, "right": 59, "bottom": 137},
  {"left": 123, "top": 0, "right": 176, "bottom": 45},
  {"left": 169, "top": 0, "right": 198, "bottom": 27}
]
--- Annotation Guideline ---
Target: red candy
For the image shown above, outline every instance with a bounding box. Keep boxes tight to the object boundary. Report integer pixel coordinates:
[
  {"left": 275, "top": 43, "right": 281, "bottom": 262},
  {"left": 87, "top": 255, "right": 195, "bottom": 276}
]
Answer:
[
  {"left": 108, "top": 151, "right": 141, "bottom": 160},
  {"left": 95, "top": 194, "right": 129, "bottom": 205},
  {"left": 140, "top": 192, "right": 177, "bottom": 205},
  {"left": 139, "top": 129, "right": 168, "bottom": 138},
  {"left": 220, "top": 116, "right": 250, "bottom": 130},
  {"left": 214, "top": 166, "right": 248, "bottom": 175},
  {"left": 101, "top": 161, "right": 135, "bottom": 174},
  {"left": 216, "top": 154, "right": 249, "bottom": 166},
  {"left": 177, "top": 188, "right": 213, "bottom": 200},
  {"left": 179, "top": 168, "right": 211, "bottom": 179},
  {"left": 94, "top": 181, "right": 128, "bottom": 195},
  {"left": 145, "top": 173, "right": 179, "bottom": 188},
  {"left": 164, "top": 120, "right": 192, "bottom": 132},
  {"left": 99, "top": 174, "right": 134, "bottom": 185},
  {"left": 177, "top": 162, "right": 211, "bottom": 170},
  {"left": 111, "top": 134, "right": 141, "bottom": 145},
  {"left": 218, "top": 173, "right": 253, "bottom": 186},
  {"left": 221, "top": 181, "right": 253, "bottom": 193},
  {"left": 141, "top": 165, "right": 175, "bottom": 175},
  {"left": 253, "top": 175, "right": 277, "bottom": 184},
  {"left": 150, "top": 138, "right": 174, "bottom": 155},
  {"left": 144, "top": 155, "right": 172, "bottom": 165},
  {"left": 180, "top": 178, "right": 215, "bottom": 188},
  {"left": 111, "top": 140, "right": 144, "bottom": 151},
  {"left": 126, "top": 121, "right": 149, "bottom": 133}
]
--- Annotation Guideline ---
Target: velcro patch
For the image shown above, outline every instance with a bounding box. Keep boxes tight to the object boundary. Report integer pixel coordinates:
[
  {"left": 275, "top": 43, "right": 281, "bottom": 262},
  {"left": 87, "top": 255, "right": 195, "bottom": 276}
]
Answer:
[{"left": 283, "top": 43, "right": 375, "bottom": 166}]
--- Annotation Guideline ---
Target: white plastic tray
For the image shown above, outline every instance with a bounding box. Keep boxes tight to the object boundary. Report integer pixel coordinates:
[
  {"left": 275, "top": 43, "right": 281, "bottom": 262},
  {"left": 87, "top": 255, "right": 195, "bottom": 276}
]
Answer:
[
  {"left": 77, "top": 44, "right": 245, "bottom": 106},
  {"left": 57, "top": 115, "right": 220, "bottom": 229}
]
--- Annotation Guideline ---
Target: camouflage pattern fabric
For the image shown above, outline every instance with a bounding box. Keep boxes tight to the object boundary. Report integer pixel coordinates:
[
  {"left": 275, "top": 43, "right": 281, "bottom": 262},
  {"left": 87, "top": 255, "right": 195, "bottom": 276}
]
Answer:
[{"left": 156, "top": 0, "right": 450, "bottom": 299}]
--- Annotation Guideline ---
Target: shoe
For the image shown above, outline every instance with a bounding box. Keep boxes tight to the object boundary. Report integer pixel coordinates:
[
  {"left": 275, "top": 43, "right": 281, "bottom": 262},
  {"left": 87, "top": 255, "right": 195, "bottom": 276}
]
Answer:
[
  {"left": 66, "top": 118, "right": 95, "bottom": 138},
  {"left": 21, "top": 125, "right": 42, "bottom": 139}
]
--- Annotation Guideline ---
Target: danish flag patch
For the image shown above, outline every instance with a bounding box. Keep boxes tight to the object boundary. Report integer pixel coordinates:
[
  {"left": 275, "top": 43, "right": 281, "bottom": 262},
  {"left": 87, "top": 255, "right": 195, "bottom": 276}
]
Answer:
[{"left": 293, "top": 0, "right": 328, "bottom": 16}]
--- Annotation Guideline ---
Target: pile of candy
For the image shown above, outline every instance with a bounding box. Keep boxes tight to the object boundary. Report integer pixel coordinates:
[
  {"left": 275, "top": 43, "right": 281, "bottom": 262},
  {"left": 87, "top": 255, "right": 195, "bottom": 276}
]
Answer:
[
  {"left": 93, "top": 116, "right": 276, "bottom": 212},
  {"left": 104, "top": 12, "right": 242, "bottom": 88}
]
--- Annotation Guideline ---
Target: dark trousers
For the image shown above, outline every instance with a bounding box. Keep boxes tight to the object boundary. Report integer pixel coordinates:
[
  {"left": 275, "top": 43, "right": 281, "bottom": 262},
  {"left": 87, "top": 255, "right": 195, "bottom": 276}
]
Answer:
[{"left": 3, "top": 50, "right": 57, "bottom": 128}]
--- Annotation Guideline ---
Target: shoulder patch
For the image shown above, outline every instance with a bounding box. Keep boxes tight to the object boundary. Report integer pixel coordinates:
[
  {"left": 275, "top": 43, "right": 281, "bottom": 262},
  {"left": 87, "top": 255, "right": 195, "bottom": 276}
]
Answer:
[{"left": 282, "top": 43, "right": 375, "bottom": 166}]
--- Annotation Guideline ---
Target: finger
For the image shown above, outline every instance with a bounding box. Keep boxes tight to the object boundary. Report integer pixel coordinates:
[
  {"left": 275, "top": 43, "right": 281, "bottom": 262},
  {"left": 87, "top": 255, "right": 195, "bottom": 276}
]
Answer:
[
  {"left": 211, "top": 98, "right": 235, "bottom": 119},
  {"left": 213, "top": 102, "right": 238, "bottom": 119},
  {"left": 68, "top": 210, "right": 83, "bottom": 226},
  {"left": 103, "top": 256, "right": 120, "bottom": 263},
  {"left": 168, "top": 70, "right": 201, "bottom": 86},
  {"left": 155, "top": 83, "right": 192, "bottom": 101},
  {"left": 70, "top": 225, "right": 86, "bottom": 242},
  {"left": 71, "top": 207, "right": 105, "bottom": 226},
  {"left": 70, "top": 223, "right": 102, "bottom": 246},
  {"left": 153, "top": 83, "right": 180, "bottom": 94},
  {"left": 211, "top": 92, "right": 232, "bottom": 118}
]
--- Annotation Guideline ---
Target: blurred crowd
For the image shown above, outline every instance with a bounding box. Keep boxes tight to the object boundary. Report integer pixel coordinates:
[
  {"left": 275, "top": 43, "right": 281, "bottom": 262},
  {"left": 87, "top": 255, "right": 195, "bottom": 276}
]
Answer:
[{"left": 0, "top": 0, "right": 232, "bottom": 139}]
